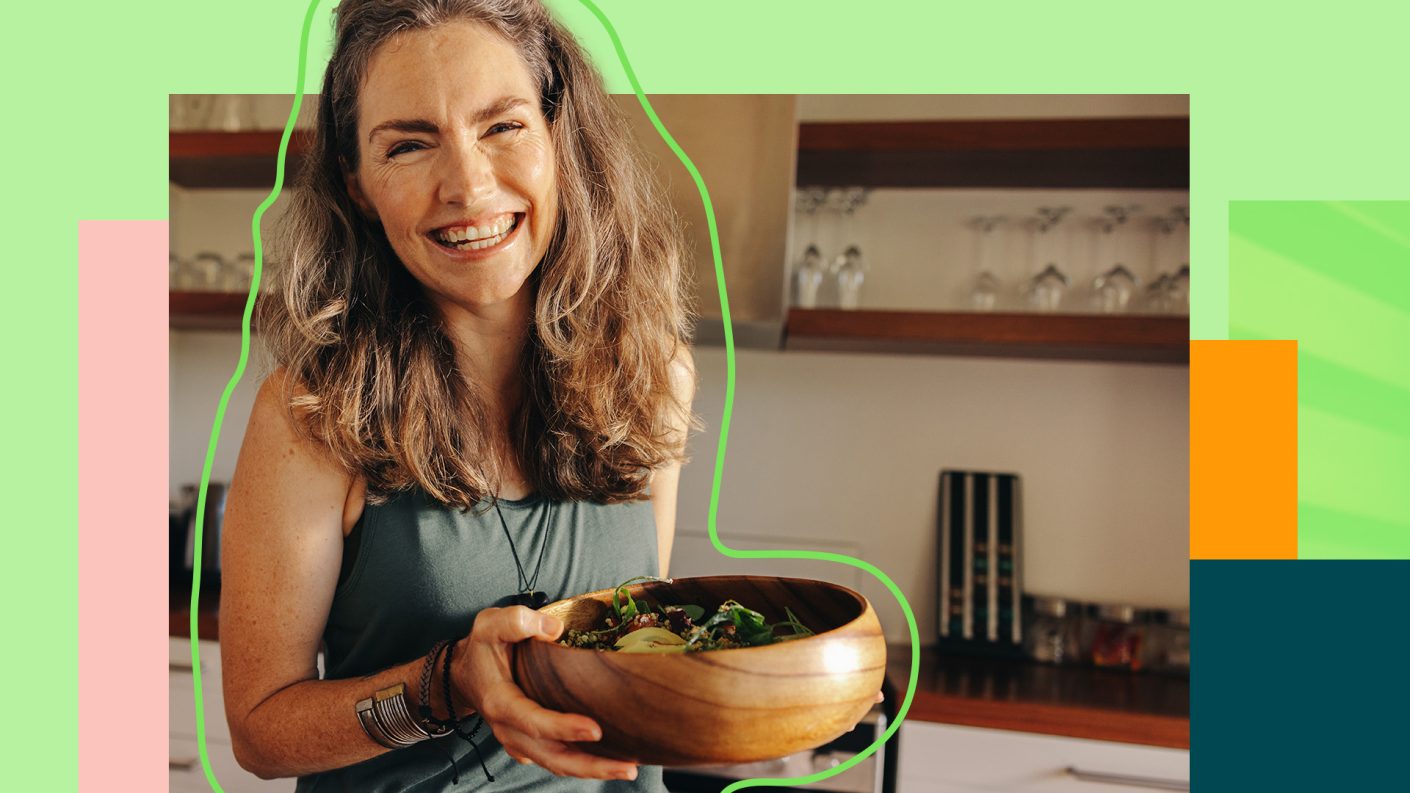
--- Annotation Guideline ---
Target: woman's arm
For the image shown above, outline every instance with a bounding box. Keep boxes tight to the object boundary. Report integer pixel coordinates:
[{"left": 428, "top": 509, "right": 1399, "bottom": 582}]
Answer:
[
  {"left": 651, "top": 349, "right": 697, "bottom": 578},
  {"left": 220, "top": 372, "right": 638, "bottom": 780},
  {"left": 220, "top": 372, "right": 426, "bottom": 777}
]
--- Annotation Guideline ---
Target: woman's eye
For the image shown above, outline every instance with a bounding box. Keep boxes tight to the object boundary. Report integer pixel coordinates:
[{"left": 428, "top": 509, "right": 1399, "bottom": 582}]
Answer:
[
  {"left": 387, "top": 141, "right": 426, "bottom": 157},
  {"left": 487, "top": 122, "right": 524, "bottom": 136}
]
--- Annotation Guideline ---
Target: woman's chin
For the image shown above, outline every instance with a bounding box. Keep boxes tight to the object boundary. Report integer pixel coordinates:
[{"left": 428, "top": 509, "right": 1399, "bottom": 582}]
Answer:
[{"left": 426, "top": 279, "right": 536, "bottom": 317}]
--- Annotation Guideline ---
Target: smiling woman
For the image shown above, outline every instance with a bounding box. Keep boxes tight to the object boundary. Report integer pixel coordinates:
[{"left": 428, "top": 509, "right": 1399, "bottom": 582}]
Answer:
[
  {"left": 346, "top": 22, "right": 559, "bottom": 313},
  {"left": 217, "top": 1, "right": 697, "bottom": 792}
]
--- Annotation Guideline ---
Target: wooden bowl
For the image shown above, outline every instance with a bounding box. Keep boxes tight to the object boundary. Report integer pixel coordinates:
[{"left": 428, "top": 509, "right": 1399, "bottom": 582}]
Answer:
[{"left": 513, "top": 575, "right": 886, "bottom": 766}]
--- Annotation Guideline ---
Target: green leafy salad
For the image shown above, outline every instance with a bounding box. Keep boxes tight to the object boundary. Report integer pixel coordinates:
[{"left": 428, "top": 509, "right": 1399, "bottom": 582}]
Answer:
[{"left": 560, "top": 577, "right": 815, "bottom": 653}]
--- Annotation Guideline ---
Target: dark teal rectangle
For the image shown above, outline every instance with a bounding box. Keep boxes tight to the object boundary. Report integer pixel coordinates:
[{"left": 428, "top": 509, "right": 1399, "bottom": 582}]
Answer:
[{"left": 1193, "top": 560, "right": 1410, "bottom": 789}]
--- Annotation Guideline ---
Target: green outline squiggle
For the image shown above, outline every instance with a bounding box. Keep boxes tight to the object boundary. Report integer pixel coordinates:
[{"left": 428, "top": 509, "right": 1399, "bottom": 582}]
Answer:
[
  {"left": 186, "top": 2, "right": 321, "bottom": 791},
  {"left": 188, "top": 1, "right": 918, "bottom": 790},
  {"left": 572, "top": 4, "right": 918, "bottom": 791}
]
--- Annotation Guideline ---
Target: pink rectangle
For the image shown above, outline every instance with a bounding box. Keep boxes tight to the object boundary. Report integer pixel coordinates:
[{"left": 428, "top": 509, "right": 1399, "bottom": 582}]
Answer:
[{"left": 79, "top": 220, "right": 169, "bottom": 792}]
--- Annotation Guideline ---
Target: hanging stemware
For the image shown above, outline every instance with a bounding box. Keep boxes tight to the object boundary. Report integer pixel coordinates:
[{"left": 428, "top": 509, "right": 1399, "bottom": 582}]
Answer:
[
  {"left": 1170, "top": 206, "right": 1190, "bottom": 313},
  {"left": 831, "top": 188, "right": 869, "bottom": 310},
  {"left": 792, "top": 188, "right": 827, "bottom": 308},
  {"left": 968, "top": 215, "right": 1003, "bottom": 311},
  {"left": 1092, "top": 204, "right": 1141, "bottom": 313},
  {"left": 1144, "top": 213, "right": 1180, "bottom": 313},
  {"left": 1024, "top": 206, "right": 1072, "bottom": 312}
]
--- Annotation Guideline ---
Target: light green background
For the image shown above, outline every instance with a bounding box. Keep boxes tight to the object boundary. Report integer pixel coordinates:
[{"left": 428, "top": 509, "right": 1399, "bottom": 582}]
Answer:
[
  {"left": 1231, "top": 202, "right": 1410, "bottom": 558},
  {"left": 21, "top": 0, "right": 1410, "bottom": 788}
]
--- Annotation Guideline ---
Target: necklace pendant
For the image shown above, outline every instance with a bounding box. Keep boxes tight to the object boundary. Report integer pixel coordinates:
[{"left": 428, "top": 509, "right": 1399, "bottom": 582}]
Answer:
[{"left": 511, "top": 590, "right": 549, "bottom": 609}]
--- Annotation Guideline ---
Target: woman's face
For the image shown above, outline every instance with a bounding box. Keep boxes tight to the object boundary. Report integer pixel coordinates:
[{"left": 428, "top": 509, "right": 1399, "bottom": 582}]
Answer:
[{"left": 348, "top": 21, "right": 558, "bottom": 313}]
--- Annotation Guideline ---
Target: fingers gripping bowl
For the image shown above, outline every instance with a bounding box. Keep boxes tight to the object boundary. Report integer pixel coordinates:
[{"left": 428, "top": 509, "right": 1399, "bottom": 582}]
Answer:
[{"left": 512, "top": 575, "right": 887, "bottom": 766}]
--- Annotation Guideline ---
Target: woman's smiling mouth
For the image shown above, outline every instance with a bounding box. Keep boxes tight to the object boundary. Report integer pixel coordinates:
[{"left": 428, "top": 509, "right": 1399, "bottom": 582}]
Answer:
[{"left": 430, "top": 212, "right": 523, "bottom": 252}]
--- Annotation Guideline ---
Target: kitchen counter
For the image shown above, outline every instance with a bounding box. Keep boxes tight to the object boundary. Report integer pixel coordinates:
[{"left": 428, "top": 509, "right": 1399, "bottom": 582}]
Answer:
[
  {"left": 885, "top": 643, "right": 1189, "bottom": 749},
  {"left": 170, "top": 607, "right": 1187, "bottom": 750}
]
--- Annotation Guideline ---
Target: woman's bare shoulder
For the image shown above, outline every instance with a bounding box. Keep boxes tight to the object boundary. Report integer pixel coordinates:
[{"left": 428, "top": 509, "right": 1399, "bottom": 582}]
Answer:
[
  {"left": 238, "top": 369, "right": 353, "bottom": 501},
  {"left": 246, "top": 368, "right": 366, "bottom": 534}
]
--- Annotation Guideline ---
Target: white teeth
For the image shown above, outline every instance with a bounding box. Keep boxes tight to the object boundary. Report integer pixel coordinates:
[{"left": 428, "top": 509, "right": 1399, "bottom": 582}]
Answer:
[{"left": 436, "top": 215, "right": 516, "bottom": 249}]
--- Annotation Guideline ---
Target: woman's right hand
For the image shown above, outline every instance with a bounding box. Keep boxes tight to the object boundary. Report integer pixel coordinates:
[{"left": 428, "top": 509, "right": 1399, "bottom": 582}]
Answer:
[{"left": 451, "top": 606, "right": 640, "bottom": 781}]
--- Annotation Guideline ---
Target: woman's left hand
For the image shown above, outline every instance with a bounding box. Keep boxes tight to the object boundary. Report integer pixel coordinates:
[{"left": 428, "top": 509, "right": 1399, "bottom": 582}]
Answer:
[{"left": 450, "top": 606, "right": 640, "bottom": 780}]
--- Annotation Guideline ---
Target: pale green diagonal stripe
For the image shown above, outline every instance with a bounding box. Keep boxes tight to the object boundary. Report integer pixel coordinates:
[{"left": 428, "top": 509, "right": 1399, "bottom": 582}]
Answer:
[
  {"left": 1326, "top": 202, "right": 1410, "bottom": 250},
  {"left": 1229, "top": 233, "right": 1410, "bottom": 392},
  {"left": 1298, "top": 503, "right": 1410, "bottom": 559},
  {"left": 1300, "top": 404, "right": 1410, "bottom": 531}
]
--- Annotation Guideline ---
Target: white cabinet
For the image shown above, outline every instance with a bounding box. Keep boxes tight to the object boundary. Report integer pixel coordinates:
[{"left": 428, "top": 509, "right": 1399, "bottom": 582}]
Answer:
[
  {"left": 898, "top": 721, "right": 1188, "bottom": 793},
  {"left": 169, "top": 637, "right": 293, "bottom": 792}
]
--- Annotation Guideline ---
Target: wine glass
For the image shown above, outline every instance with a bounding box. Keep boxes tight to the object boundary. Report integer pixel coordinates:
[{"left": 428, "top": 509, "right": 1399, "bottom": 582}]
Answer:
[
  {"left": 968, "top": 216, "right": 1003, "bottom": 311},
  {"left": 1170, "top": 206, "right": 1189, "bottom": 313},
  {"left": 792, "top": 188, "right": 827, "bottom": 308},
  {"left": 189, "top": 251, "right": 225, "bottom": 292},
  {"left": 231, "top": 252, "right": 258, "bottom": 293},
  {"left": 1143, "top": 206, "right": 1189, "bottom": 313},
  {"left": 1092, "top": 205, "right": 1141, "bottom": 313},
  {"left": 830, "top": 188, "right": 868, "bottom": 309},
  {"left": 1024, "top": 206, "right": 1072, "bottom": 312},
  {"left": 836, "top": 245, "right": 865, "bottom": 309}
]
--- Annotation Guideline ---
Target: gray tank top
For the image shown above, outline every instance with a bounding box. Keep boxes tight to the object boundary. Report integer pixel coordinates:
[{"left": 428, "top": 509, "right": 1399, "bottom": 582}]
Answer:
[{"left": 296, "top": 488, "right": 666, "bottom": 793}]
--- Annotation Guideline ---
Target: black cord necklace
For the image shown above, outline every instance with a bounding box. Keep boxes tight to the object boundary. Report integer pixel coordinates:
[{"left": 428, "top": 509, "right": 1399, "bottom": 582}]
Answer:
[{"left": 493, "top": 499, "right": 551, "bottom": 609}]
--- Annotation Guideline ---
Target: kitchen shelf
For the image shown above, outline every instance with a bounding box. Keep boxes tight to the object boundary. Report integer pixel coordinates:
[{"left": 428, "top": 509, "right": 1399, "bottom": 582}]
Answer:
[
  {"left": 170, "top": 130, "right": 312, "bottom": 189},
  {"left": 785, "top": 308, "right": 1189, "bottom": 364},
  {"left": 796, "top": 117, "right": 1189, "bottom": 189},
  {"left": 888, "top": 645, "right": 1189, "bottom": 749},
  {"left": 170, "top": 291, "right": 255, "bottom": 331}
]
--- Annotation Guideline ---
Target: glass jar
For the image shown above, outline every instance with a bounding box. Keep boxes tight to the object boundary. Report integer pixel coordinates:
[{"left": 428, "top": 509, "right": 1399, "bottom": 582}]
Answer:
[
  {"left": 1090, "top": 604, "right": 1147, "bottom": 671},
  {"left": 1023, "top": 596, "right": 1081, "bottom": 665},
  {"left": 1146, "top": 609, "right": 1190, "bottom": 675}
]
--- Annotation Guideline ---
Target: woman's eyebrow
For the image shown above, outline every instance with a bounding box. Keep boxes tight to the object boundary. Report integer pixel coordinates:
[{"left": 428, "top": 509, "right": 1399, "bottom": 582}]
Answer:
[
  {"left": 367, "top": 118, "right": 440, "bottom": 142},
  {"left": 473, "top": 96, "right": 530, "bottom": 123},
  {"left": 366, "top": 97, "right": 532, "bottom": 143}
]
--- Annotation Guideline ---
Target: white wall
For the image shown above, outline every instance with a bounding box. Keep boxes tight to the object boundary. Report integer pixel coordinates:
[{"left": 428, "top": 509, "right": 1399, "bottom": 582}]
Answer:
[
  {"left": 168, "top": 332, "right": 270, "bottom": 496},
  {"left": 674, "top": 348, "right": 1188, "bottom": 642}
]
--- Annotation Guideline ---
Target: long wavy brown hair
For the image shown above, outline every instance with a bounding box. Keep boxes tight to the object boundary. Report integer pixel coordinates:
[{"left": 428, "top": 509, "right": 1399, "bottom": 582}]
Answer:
[{"left": 261, "top": 0, "right": 695, "bottom": 509}]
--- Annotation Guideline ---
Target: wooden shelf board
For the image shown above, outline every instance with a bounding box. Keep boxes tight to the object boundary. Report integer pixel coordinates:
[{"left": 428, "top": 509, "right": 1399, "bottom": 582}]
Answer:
[
  {"left": 170, "top": 130, "right": 311, "bottom": 158},
  {"left": 797, "top": 147, "right": 1188, "bottom": 189},
  {"left": 169, "top": 130, "right": 311, "bottom": 189},
  {"left": 798, "top": 118, "right": 1189, "bottom": 152},
  {"left": 170, "top": 291, "right": 256, "bottom": 331},
  {"left": 796, "top": 117, "right": 1188, "bottom": 189},
  {"left": 786, "top": 309, "right": 1189, "bottom": 364}
]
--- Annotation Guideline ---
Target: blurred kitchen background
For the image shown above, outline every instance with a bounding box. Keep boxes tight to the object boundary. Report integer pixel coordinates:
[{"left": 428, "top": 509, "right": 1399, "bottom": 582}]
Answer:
[{"left": 170, "top": 94, "right": 1190, "bottom": 793}]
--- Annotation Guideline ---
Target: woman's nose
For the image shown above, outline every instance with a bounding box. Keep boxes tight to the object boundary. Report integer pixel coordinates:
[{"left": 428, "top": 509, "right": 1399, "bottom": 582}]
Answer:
[{"left": 437, "top": 143, "right": 496, "bottom": 206}]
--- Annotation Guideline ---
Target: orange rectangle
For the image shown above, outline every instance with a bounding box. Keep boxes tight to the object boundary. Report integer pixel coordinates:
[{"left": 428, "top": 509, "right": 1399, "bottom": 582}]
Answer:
[{"left": 1190, "top": 340, "right": 1298, "bottom": 559}]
